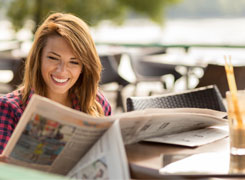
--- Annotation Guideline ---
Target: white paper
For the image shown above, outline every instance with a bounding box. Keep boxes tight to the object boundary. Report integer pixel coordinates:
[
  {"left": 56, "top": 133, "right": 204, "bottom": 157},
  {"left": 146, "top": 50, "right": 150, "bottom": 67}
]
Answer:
[
  {"left": 159, "top": 152, "right": 229, "bottom": 175},
  {"left": 145, "top": 126, "right": 228, "bottom": 147},
  {"left": 68, "top": 120, "right": 130, "bottom": 180}
]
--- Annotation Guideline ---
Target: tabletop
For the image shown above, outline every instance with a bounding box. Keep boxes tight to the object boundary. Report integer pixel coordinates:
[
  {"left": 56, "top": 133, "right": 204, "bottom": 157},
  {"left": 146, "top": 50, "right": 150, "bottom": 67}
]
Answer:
[{"left": 125, "top": 137, "right": 245, "bottom": 179}]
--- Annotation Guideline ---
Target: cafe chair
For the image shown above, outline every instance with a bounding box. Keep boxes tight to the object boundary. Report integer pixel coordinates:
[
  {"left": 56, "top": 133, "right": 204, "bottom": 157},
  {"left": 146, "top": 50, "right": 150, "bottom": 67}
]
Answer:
[
  {"left": 196, "top": 63, "right": 245, "bottom": 97},
  {"left": 128, "top": 50, "right": 182, "bottom": 96},
  {"left": 126, "top": 85, "right": 226, "bottom": 112},
  {"left": 99, "top": 54, "right": 130, "bottom": 110}
]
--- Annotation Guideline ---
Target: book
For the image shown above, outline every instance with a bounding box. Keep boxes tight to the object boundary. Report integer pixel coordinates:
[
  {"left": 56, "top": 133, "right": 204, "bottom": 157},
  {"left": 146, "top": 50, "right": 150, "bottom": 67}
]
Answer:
[{"left": 2, "top": 94, "right": 228, "bottom": 178}]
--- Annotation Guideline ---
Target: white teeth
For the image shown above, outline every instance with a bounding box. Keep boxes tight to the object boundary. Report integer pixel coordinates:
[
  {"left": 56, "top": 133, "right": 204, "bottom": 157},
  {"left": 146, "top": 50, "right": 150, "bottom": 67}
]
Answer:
[{"left": 52, "top": 76, "right": 68, "bottom": 83}]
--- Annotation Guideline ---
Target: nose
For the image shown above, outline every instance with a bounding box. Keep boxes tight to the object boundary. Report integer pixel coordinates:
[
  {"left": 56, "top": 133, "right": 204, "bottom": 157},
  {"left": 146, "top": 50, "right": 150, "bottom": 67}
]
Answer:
[{"left": 56, "top": 61, "right": 67, "bottom": 73}]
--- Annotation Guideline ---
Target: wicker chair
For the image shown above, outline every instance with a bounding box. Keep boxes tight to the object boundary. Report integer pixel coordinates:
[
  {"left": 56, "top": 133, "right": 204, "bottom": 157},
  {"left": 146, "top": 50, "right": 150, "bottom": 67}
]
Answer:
[{"left": 126, "top": 85, "right": 226, "bottom": 112}]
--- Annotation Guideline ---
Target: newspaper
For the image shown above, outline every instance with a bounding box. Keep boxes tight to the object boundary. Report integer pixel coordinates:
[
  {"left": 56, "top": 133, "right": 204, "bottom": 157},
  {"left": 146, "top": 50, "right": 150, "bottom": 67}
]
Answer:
[
  {"left": 144, "top": 126, "right": 228, "bottom": 147},
  {"left": 118, "top": 108, "right": 228, "bottom": 145},
  {"left": 159, "top": 152, "right": 229, "bottom": 175},
  {"left": 2, "top": 94, "right": 228, "bottom": 177},
  {"left": 68, "top": 120, "right": 130, "bottom": 179}
]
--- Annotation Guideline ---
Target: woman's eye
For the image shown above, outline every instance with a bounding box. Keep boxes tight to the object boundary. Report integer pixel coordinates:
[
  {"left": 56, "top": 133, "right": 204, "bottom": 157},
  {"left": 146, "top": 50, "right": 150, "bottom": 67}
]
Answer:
[
  {"left": 47, "top": 56, "right": 58, "bottom": 60},
  {"left": 70, "top": 61, "right": 79, "bottom": 65}
]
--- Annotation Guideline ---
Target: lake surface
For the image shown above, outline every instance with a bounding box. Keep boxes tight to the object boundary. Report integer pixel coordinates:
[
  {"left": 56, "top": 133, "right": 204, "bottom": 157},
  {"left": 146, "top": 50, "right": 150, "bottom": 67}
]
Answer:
[
  {"left": 1, "top": 18, "right": 245, "bottom": 92},
  {"left": 93, "top": 18, "right": 245, "bottom": 44},
  {"left": 2, "top": 18, "right": 245, "bottom": 55}
]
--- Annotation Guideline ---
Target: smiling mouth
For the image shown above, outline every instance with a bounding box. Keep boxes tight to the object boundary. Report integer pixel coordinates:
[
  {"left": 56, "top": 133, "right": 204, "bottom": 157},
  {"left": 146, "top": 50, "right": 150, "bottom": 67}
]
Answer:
[{"left": 52, "top": 75, "right": 69, "bottom": 83}]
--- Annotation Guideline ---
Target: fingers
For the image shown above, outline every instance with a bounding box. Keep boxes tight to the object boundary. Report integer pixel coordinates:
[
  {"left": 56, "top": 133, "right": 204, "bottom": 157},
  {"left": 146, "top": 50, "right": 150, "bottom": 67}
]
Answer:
[{"left": 0, "top": 155, "right": 8, "bottom": 163}]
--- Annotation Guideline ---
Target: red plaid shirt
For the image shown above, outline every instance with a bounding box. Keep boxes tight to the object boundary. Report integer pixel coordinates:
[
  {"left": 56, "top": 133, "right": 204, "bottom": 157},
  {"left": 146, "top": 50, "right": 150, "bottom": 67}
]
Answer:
[{"left": 0, "top": 89, "right": 111, "bottom": 153}]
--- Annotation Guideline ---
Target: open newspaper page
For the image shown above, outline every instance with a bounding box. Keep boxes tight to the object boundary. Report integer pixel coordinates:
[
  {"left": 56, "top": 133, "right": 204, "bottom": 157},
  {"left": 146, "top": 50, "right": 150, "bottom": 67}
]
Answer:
[
  {"left": 68, "top": 120, "right": 130, "bottom": 180},
  {"left": 159, "top": 152, "right": 229, "bottom": 175},
  {"left": 144, "top": 126, "right": 228, "bottom": 147},
  {"left": 2, "top": 95, "right": 115, "bottom": 175},
  {"left": 3, "top": 94, "right": 228, "bottom": 175},
  {"left": 118, "top": 108, "right": 228, "bottom": 145}
]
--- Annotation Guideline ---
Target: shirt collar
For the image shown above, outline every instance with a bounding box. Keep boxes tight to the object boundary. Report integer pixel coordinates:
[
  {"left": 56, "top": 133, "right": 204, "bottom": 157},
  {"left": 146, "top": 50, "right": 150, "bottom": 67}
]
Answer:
[{"left": 70, "top": 93, "right": 81, "bottom": 111}]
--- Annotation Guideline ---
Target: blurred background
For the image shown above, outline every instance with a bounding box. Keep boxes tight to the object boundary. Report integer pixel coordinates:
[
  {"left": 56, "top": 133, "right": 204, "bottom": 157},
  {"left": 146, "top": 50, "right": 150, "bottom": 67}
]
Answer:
[{"left": 1, "top": 0, "right": 245, "bottom": 113}]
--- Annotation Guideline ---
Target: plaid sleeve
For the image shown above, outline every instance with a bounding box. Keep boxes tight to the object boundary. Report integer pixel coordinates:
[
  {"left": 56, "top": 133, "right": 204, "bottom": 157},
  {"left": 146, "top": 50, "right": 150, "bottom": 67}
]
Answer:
[
  {"left": 0, "top": 97, "right": 21, "bottom": 154},
  {"left": 96, "top": 92, "right": 112, "bottom": 116}
]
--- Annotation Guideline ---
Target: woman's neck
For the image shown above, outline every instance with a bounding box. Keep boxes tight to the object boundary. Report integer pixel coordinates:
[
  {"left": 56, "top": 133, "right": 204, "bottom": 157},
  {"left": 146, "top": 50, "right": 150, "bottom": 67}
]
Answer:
[{"left": 47, "top": 93, "right": 71, "bottom": 107}]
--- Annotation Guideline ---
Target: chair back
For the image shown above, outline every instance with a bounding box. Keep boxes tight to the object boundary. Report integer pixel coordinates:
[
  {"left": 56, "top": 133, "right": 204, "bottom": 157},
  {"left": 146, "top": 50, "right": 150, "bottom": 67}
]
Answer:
[
  {"left": 197, "top": 64, "right": 245, "bottom": 97},
  {"left": 100, "top": 55, "right": 129, "bottom": 87},
  {"left": 126, "top": 85, "right": 226, "bottom": 112},
  {"left": 100, "top": 55, "right": 119, "bottom": 84},
  {"left": 99, "top": 54, "right": 129, "bottom": 110},
  {"left": 129, "top": 53, "right": 181, "bottom": 82},
  {"left": 0, "top": 57, "right": 25, "bottom": 92},
  {"left": 133, "top": 57, "right": 181, "bottom": 80}
]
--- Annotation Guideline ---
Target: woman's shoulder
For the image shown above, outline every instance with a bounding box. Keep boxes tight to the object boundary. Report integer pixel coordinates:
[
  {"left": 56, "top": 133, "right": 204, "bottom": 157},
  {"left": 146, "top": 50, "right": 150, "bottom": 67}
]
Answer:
[
  {"left": 96, "top": 91, "right": 111, "bottom": 116},
  {"left": 0, "top": 90, "right": 24, "bottom": 130},
  {"left": 96, "top": 91, "right": 109, "bottom": 105},
  {"left": 0, "top": 90, "right": 23, "bottom": 109}
]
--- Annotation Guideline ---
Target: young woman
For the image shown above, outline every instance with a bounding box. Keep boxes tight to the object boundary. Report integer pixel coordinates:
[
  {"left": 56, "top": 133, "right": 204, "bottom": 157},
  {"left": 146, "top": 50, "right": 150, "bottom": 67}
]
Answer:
[{"left": 0, "top": 12, "right": 111, "bottom": 154}]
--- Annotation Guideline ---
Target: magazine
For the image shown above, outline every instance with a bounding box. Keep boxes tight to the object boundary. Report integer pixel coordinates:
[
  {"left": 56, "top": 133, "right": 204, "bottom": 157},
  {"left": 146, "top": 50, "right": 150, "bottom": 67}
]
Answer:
[{"left": 2, "top": 94, "right": 228, "bottom": 178}]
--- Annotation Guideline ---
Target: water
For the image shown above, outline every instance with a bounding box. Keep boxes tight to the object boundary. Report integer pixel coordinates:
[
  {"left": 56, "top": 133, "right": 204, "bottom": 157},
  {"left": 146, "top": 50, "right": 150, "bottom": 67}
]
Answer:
[
  {"left": 93, "top": 18, "right": 245, "bottom": 63},
  {"left": 1, "top": 18, "right": 245, "bottom": 95},
  {"left": 2, "top": 18, "right": 245, "bottom": 51},
  {"left": 93, "top": 18, "right": 245, "bottom": 93},
  {"left": 92, "top": 18, "right": 245, "bottom": 44},
  {"left": 2, "top": 18, "right": 245, "bottom": 60}
]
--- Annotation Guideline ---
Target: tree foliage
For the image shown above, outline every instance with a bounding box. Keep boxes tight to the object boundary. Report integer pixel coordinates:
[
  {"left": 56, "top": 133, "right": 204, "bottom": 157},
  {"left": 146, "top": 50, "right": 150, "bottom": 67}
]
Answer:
[
  {"left": 166, "top": 0, "right": 245, "bottom": 18},
  {"left": 0, "top": 0, "right": 180, "bottom": 31}
]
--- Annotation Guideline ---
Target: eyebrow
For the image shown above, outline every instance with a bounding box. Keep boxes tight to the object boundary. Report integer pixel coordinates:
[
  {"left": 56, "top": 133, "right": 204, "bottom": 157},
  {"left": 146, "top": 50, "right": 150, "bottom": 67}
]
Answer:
[
  {"left": 48, "top": 51, "right": 77, "bottom": 60},
  {"left": 48, "top": 51, "right": 61, "bottom": 57}
]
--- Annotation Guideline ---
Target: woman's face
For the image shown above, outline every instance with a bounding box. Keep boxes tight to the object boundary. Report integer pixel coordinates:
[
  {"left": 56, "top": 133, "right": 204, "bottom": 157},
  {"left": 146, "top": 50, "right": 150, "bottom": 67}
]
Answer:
[{"left": 41, "top": 35, "right": 82, "bottom": 99}]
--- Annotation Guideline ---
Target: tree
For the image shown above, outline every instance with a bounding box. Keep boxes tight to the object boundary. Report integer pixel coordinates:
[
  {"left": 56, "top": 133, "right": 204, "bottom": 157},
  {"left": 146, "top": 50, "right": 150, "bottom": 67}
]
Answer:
[{"left": 0, "top": 0, "right": 180, "bottom": 32}]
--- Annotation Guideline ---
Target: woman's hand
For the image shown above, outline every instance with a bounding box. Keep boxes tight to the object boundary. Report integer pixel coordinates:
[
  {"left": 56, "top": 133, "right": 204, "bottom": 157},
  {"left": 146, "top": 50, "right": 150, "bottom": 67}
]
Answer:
[{"left": 0, "top": 154, "right": 8, "bottom": 163}]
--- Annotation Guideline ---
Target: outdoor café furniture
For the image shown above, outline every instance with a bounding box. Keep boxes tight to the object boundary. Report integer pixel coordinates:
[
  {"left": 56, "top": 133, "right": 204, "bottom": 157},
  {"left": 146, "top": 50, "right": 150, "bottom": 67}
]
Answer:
[
  {"left": 196, "top": 63, "right": 245, "bottom": 97},
  {"left": 99, "top": 54, "right": 130, "bottom": 110},
  {"left": 126, "top": 85, "right": 226, "bottom": 112}
]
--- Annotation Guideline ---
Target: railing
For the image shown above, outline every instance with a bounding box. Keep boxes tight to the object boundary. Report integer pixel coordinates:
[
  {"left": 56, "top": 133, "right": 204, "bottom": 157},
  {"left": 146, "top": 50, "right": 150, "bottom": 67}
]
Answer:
[{"left": 96, "top": 42, "right": 245, "bottom": 52}]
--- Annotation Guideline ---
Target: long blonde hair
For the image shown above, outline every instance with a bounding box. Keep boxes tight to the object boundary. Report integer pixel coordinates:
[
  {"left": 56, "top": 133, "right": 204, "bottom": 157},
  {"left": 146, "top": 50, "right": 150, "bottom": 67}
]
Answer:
[{"left": 22, "top": 12, "right": 104, "bottom": 116}]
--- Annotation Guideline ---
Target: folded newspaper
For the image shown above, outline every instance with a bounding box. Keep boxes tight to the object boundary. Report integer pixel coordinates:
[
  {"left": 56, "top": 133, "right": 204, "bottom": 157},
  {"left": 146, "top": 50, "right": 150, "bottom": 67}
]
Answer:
[{"left": 2, "top": 94, "right": 228, "bottom": 178}]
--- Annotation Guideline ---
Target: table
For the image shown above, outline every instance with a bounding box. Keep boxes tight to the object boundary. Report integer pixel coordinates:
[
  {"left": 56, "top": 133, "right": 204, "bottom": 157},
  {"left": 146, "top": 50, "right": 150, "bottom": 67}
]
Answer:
[
  {"left": 141, "top": 54, "right": 206, "bottom": 89},
  {"left": 126, "top": 137, "right": 245, "bottom": 179},
  {"left": 96, "top": 44, "right": 245, "bottom": 90},
  {"left": 141, "top": 53, "right": 245, "bottom": 90}
]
